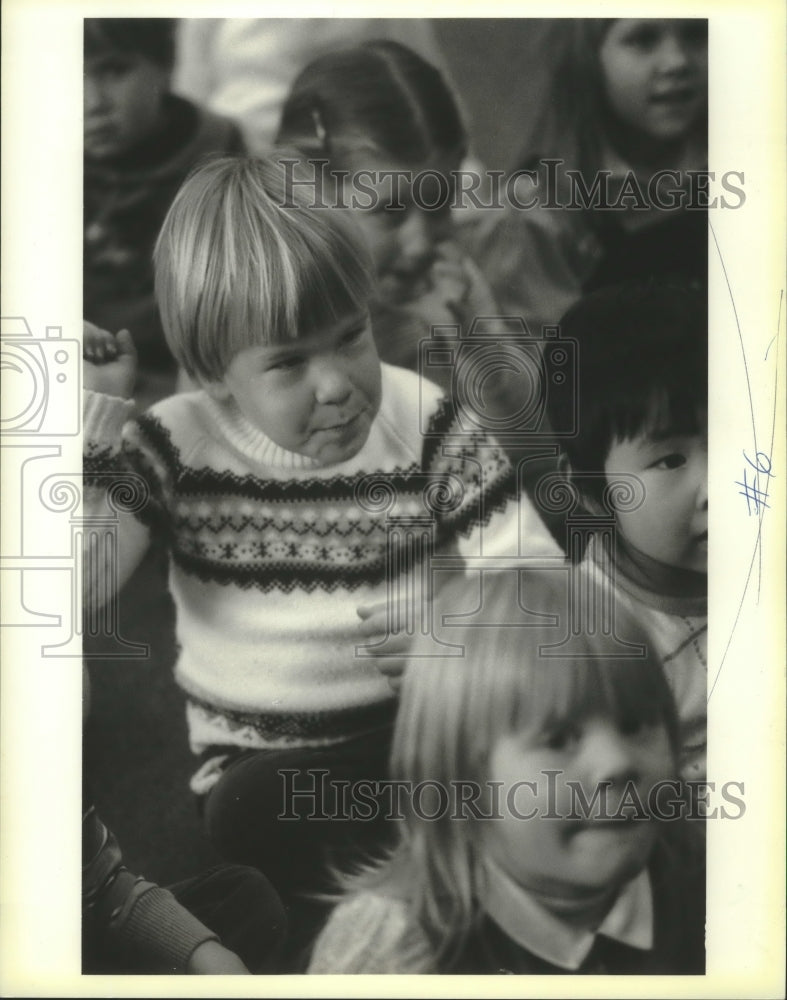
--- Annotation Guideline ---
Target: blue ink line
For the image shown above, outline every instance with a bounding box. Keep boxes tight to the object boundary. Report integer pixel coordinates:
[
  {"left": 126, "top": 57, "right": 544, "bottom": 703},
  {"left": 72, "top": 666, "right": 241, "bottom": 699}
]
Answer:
[
  {"left": 738, "top": 450, "right": 773, "bottom": 516},
  {"left": 767, "top": 292, "right": 782, "bottom": 470},
  {"left": 710, "top": 219, "right": 758, "bottom": 455},
  {"left": 709, "top": 525, "right": 762, "bottom": 702},
  {"left": 743, "top": 450, "right": 773, "bottom": 476},
  {"left": 761, "top": 290, "right": 782, "bottom": 602},
  {"left": 735, "top": 469, "right": 770, "bottom": 514},
  {"left": 712, "top": 288, "right": 784, "bottom": 698}
]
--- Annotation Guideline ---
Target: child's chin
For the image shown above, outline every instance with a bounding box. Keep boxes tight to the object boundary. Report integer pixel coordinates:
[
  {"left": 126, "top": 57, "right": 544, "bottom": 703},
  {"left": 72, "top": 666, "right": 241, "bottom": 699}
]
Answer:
[
  {"left": 317, "top": 442, "right": 364, "bottom": 465},
  {"left": 312, "top": 426, "right": 370, "bottom": 466},
  {"left": 572, "top": 816, "right": 655, "bottom": 859}
]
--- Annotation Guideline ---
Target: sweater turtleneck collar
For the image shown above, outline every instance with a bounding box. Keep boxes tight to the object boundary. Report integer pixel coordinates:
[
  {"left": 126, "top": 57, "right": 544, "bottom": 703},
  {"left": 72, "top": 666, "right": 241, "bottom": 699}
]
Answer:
[{"left": 205, "top": 393, "right": 325, "bottom": 472}]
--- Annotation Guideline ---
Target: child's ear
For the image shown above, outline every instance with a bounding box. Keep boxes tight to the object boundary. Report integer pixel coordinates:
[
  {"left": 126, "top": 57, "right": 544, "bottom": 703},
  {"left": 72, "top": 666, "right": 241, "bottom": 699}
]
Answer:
[{"left": 556, "top": 451, "right": 571, "bottom": 477}]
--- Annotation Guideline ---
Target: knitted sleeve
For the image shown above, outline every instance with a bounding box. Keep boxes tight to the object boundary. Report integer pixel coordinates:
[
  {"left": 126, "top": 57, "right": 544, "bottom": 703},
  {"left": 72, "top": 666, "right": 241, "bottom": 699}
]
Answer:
[
  {"left": 307, "top": 892, "right": 434, "bottom": 974},
  {"left": 421, "top": 395, "right": 562, "bottom": 561},
  {"left": 83, "top": 389, "right": 184, "bottom": 609},
  {"left": 82, "top": 390, "right": 155, "bottom": 609},
  {"left": 83, "top": 807, "right": 218, "bottom": 972}
]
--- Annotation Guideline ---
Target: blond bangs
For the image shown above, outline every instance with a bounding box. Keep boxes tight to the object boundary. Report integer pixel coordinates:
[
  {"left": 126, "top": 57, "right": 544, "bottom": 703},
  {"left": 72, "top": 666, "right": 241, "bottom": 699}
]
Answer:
[{"left": 154, "top": 154, "right": 373, "bottom": 381}]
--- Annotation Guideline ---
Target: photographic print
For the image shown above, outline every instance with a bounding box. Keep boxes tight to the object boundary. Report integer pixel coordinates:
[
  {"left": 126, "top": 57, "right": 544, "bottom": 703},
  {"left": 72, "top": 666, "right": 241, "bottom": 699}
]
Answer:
[{"left": 1, "top": 1, "right": 784, "bottom": 996}]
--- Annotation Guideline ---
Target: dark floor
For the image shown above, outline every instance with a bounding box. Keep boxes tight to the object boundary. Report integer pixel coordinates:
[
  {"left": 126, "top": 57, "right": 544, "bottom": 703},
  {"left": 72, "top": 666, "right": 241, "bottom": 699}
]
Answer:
[{"left": 84, "top": 545, "right": 219, "bottom": 884}]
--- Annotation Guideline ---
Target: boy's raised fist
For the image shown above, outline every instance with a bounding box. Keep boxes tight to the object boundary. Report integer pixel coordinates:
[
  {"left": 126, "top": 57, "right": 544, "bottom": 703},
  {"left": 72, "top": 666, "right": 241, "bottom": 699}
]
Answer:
[{"left": 83, "top": 321, "right": 138, "bottom": 399}]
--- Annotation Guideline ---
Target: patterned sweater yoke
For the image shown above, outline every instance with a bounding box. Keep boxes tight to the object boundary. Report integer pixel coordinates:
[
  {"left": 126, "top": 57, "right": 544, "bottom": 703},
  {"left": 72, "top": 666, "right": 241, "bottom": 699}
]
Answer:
[{"left": 84, "top": 364, "right": 560, "bottom": 756}]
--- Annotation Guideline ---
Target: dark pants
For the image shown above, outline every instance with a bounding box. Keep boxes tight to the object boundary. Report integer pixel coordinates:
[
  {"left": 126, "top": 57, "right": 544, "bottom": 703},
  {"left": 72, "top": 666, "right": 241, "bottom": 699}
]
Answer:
[
  {"left": 202, "top": 727, "right": 396, "bottom": 899},
  {"left": 169, "top": 864, "right": 286, "bottom": 973}
]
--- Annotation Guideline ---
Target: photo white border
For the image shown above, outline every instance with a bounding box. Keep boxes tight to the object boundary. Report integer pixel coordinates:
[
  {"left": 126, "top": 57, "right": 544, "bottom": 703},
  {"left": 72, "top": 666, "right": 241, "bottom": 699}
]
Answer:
[{"left": 1, "top": 0, "right": 784, "bottom": 996}]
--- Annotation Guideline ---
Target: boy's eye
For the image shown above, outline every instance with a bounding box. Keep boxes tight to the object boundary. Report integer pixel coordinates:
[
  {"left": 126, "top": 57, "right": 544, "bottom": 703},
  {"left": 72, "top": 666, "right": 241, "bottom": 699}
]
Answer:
[
  {"left": 268, "top": 355, "right": 303, "bottom": 372},
  {"left": 651, "top": 452, "right": 687, "bottom": 470}
]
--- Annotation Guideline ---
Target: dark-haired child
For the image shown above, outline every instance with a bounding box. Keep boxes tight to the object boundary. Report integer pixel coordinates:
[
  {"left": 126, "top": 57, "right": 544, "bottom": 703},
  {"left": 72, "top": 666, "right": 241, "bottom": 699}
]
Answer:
[
  {"left": 84, "top": 18, "right": 244, "bottom": 405},
  {"left": 548, "top": 278, "right": 707, "bottom": 782}
]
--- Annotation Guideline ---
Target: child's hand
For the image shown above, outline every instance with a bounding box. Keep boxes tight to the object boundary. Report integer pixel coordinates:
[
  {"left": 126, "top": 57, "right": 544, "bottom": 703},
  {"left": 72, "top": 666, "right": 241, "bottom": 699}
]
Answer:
[
  {"left": 419, "top": 247, "right": 471, "bottom": 327},
  {"left": 186, "top": 939, "right": 250, "bottom": 975},
  {"left": 357, "top": 600, "right": 410, "bottom": 691},
  {"left": 401, "top": 242, "right": 476, "bottom": 329},
  {"left": 83, "top": 321, "right": 137, "bottom": 398}
]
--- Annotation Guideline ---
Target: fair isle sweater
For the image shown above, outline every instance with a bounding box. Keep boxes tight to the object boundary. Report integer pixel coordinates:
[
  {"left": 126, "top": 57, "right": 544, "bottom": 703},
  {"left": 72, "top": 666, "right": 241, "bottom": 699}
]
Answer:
[{"left": 83, "top": 364, "right": 561, "bottom": 760}]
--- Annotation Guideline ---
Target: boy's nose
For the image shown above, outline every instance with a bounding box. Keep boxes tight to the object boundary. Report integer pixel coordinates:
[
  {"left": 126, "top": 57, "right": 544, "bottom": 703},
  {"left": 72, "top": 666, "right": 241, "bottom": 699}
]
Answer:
[{"left": 312, "top": 362, "right": 352, "bottom": 405}]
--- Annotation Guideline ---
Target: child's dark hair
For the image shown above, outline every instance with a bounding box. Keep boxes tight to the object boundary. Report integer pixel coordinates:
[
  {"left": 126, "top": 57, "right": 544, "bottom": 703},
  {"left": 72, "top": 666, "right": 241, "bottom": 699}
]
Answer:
[
  {"left": 547, "top": 278, "right": 707, "bottom": 500},
  {"left": 277, "top": 40, "right": 467, "bottom": 166},
  {"left": 84, "top": 18, "right": 177, "bottom": 70}
]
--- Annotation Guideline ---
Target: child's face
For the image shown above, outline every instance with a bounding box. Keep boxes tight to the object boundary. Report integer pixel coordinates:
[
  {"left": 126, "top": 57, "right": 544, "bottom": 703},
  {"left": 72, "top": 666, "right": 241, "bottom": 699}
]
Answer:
[
  {"left": 604, "top": 424, "right": 707, "bottom": 573},
  {"left": 599, "top": 19, "right": 707, "bottom": 144},
  {"left": 484, "top": 713, "right": 674, "bottom": 901},
  {"left": 209, "top": 310, "right": 382, "bottom": 465},
  {"left": 341, "top": 150, "right": 459, "bottom": 304},
  {"left": 84, "top": 52, "right": 169, "bottom": 159}
]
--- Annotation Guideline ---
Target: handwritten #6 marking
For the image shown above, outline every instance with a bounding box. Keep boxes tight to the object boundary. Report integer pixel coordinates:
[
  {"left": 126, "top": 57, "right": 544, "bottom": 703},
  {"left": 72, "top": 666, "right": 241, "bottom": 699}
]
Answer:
[{"left": 736, "top": 450, "right": 773, "bottom": 515}]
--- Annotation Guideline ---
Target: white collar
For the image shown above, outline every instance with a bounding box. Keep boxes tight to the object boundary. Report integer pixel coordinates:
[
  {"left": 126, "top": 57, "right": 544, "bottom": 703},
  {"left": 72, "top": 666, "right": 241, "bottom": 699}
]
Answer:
[{"left": 481, "top": 859, "right": 654, "bottom": 971}]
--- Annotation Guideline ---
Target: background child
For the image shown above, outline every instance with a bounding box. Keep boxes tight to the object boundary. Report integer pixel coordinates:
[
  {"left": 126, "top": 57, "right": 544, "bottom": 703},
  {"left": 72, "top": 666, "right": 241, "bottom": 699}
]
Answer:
[
  {"left": 84, "top": 18, "right": 244, "bottom": 408},
  {"left": 82, "top": 156, "right": 561, "bottom": 903},
  {"left": 467, "top": 18, "right": 708, "bottom": 333},
  {"left": 83, "top": 668, "right": 285, "bottom": 975},
  {"left": 276, "top": 41, "right": 499, "bottom": 398},
  {"left": 172, "top": 19, "right": 444, "bottom": 155},
  {"left": 308, "top": 570, "right": 706, "bottom": 974},
  {"left": 547, "top": 277, "right": 708, "bottom": 782}
]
